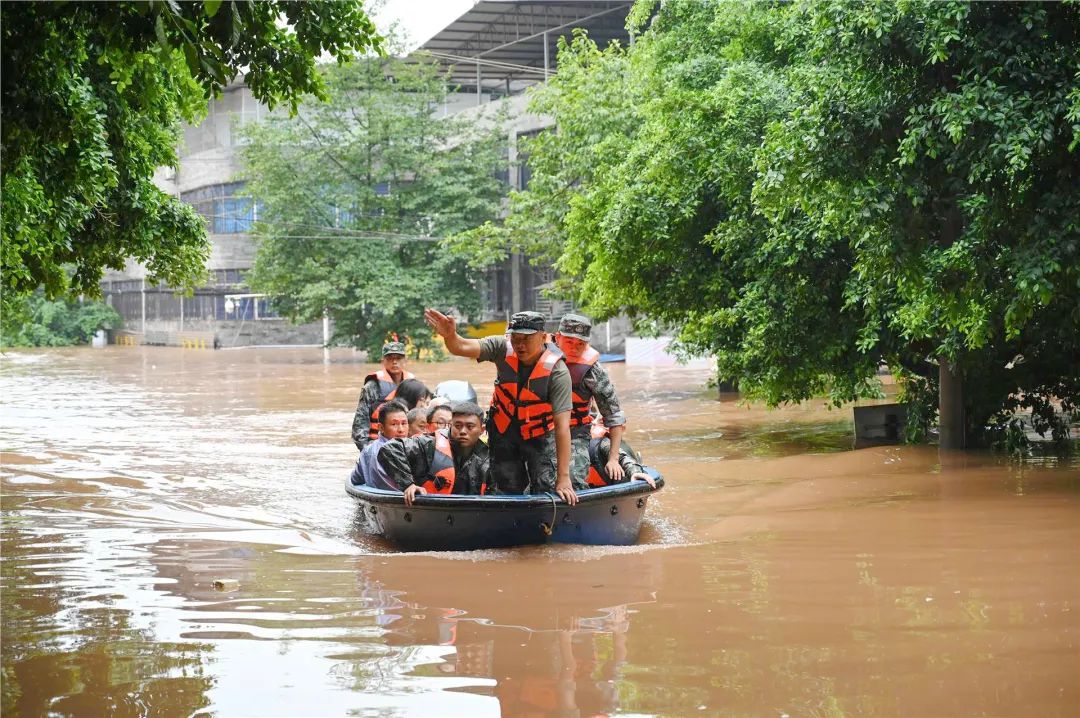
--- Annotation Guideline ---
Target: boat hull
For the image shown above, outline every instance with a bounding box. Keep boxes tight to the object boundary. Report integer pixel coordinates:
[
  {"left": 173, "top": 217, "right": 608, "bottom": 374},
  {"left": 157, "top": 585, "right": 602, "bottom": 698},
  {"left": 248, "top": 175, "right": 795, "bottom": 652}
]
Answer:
[{"left": 347, "top": 472, "right": 663, "bottom": 551}]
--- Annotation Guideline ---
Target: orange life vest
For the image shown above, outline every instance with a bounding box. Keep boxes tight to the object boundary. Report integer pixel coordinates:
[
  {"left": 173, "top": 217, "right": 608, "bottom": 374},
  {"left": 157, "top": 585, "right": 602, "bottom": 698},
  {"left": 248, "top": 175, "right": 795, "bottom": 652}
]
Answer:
[
  {"left": 367, "top": 369, "right": 416, "bottom": 440},
  {"left": 418, "top": 430, "right": 455, "bottom": 494},
  {"left": 489, "top": 341, "right": 565, "bottom": 441},
  {"left": 564, "top": 345, "right": 601, "bottom": 428}
]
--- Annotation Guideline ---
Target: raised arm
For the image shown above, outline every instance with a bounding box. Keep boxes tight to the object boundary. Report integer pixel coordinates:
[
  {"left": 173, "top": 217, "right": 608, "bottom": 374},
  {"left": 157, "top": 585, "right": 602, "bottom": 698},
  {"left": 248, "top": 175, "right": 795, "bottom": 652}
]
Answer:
[{"left": 424, "top": 308, "right": 481, "bottom": 359}]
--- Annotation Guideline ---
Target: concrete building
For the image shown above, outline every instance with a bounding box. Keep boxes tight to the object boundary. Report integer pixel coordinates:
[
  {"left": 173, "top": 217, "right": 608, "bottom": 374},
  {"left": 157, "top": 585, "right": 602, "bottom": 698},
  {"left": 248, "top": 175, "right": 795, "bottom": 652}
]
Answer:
[
  {"left": 101, "top": 1, "right": 634, "bottom": 350},
  {"left": 100, "top": 82, "right": 326, "bottom": 348}
]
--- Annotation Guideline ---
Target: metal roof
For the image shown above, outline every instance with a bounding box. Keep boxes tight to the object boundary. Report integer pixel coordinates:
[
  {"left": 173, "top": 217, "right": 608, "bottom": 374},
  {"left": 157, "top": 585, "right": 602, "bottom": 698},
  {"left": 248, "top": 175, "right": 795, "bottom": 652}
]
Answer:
[{"left": 412, "top": 1, "right": 632, "bottom": 95}]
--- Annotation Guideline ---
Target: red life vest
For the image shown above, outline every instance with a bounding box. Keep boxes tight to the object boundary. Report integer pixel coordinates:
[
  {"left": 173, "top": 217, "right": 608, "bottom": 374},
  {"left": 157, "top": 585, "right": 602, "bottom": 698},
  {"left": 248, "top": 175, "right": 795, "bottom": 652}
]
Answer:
[
  {"left": 564, "top": 345, "right": 601, "bottom": 428},
  {"left": 367, "top": 369, "right": 416, "bottom": 440},
  {"left": 489, "top": 341, "right": 565, "bottom": 441},
  {"left": 419, "top": 430, "right": 455, "bottom": 494},
  {"left": 586, "top": 421, "right": 610, "bottom": 487}
]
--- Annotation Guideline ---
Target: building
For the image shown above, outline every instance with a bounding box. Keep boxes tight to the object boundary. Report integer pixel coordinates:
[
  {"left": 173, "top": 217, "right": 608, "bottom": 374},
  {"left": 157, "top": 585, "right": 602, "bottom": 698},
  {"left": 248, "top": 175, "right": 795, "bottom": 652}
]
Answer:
[
  {"left": 100, "top": 82, "right": 326, "bottom": 348},
  {"left": 101, "top": 1, "right": 634, "bottom": 349}
]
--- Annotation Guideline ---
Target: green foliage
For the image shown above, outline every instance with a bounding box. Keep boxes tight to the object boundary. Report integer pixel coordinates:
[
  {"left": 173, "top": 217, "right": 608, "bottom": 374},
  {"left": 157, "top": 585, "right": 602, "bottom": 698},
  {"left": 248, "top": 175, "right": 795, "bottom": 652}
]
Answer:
[
  {"left": 479, "top": 0, "right": 1079, "bottom": 445},
  {"left": 1, "top": 291, "right": 121, "bottom": 347},
  {"left": 238, "top": 53, "right": 508, "bottom": 356},
  {"left": 445, "top": 29, "right": 642, "bottom": 294},
  {"left": 1, "top": 1, "right": 382, "bottom": 319}
]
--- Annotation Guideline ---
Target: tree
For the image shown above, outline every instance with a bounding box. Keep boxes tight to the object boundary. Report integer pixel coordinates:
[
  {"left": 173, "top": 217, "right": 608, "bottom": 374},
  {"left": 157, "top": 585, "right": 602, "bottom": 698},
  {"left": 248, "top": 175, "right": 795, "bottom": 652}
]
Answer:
[
  {"left": 237, "top": 52, "right": 508, "bottom": 356},
  {"left": 444, "top": 29, "right": 642, "bottom": 288},
  {"left": 1, "top": 1, "right": 383, "bottom": 317},
  {"left": 0, "top": 292, "right": 121, "bottom": 348},
  {"left": 465, "top": 0, "right": 1080, "bottom": 448}
]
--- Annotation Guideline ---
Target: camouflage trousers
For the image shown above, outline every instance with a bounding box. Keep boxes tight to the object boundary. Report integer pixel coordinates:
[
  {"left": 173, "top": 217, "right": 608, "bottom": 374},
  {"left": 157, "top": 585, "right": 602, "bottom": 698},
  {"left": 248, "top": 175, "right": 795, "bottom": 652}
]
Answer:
[
  {"left": 569, "top": 432, "right": 594, "bottom": 491},
  {"left": 487, "top": 428, "right": 557, "bottom": 494}
]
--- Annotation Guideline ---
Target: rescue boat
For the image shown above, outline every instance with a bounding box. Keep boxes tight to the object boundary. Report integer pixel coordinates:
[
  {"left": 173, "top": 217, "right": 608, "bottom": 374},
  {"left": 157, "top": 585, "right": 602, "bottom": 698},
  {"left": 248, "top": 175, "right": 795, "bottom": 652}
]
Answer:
[{"left": 346, "top": 471, "right": 663, "bottom": 551}]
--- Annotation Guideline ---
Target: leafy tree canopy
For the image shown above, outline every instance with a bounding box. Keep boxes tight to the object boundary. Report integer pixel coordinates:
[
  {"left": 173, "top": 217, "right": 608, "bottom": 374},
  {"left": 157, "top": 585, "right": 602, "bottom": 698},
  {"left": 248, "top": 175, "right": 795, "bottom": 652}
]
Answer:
[
  {"left": 456, "top": 0, "right": 1080, "bottom": 446},
  {"left": 238, "top": 51, "right": 508, "bottom": 356},
  {"left": 1, "top": 1, "right": 382, "bottom": 316},
  {"left": 1, "top": 291, "right": 121, "bottom": 348}
]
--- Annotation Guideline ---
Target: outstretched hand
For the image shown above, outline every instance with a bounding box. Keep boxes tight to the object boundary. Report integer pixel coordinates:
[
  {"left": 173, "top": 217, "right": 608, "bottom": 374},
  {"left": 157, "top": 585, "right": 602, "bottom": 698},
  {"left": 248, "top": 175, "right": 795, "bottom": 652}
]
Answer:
[
  {"left": 424, "top": 308, "right": 457, "bottom": 340},
  {"left": 631, "top": 472, "right": 656, "bottom": 489}
]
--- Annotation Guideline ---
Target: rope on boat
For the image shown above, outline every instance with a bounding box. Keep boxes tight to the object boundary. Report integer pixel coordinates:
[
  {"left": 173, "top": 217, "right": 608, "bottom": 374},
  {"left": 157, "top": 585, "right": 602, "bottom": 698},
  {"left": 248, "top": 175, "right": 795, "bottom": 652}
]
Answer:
[{"left": 540, "top": 492, "right": 557, "bottom": 536}]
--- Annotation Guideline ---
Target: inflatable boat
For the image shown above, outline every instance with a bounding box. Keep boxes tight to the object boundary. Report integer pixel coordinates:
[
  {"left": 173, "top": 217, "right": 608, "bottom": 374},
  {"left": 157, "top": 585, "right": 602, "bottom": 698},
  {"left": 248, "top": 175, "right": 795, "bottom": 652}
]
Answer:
[{"left": 347, "top": 470, "right": 663, "bottom": 551}]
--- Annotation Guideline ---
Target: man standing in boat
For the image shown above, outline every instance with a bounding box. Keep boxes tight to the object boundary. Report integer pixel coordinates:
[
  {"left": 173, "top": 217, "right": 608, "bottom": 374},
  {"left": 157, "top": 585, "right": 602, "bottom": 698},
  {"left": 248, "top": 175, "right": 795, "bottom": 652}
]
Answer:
[
  {"left": 424, "top": 309, "right": 578, "bottom": 505},
  {"left": 351, "top": 340, "right": 416, "bottom": 451},
  {"left": 553, "top": 314, "right": 628, "bottom": 489}
]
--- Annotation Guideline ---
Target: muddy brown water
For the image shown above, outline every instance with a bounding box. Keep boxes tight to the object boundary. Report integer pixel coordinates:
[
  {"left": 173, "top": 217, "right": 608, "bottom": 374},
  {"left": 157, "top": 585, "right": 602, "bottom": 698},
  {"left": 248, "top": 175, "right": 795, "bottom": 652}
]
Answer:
[{"left": 2, "top": 347, "right": 1077, "bottom": 717}]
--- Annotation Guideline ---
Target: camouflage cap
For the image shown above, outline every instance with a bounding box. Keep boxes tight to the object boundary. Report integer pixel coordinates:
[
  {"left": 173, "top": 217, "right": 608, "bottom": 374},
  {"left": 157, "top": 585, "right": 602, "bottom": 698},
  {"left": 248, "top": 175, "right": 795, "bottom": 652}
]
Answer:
[
  {"left": 381, "top": 341, "right": 407, "bottom": 357},
  {"left": 506, "top": 311, "right": 547, "bottom": 335},
  {"left": 558, "top": 313, "right": 592, "bottom": 341}
]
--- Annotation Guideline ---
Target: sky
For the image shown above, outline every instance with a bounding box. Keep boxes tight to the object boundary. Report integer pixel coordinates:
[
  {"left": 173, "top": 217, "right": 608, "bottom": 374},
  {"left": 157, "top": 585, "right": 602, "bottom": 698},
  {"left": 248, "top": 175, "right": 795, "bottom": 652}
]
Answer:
[{"left": 371, "top": 0, "right": 476, "bottom": 53}]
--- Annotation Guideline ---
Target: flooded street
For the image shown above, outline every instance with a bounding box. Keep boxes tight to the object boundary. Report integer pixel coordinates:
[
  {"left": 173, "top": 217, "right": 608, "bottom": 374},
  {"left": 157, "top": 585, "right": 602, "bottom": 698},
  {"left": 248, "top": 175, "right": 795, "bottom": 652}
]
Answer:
[{"left": 2, "top": 347, "right": 1078, "bottom": 717}]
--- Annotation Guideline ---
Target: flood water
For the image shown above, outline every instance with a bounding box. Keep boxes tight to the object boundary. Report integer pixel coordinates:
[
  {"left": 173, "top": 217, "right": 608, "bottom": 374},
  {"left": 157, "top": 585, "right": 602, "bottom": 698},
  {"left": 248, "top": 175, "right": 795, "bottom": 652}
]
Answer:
[{"left": 2, "top": 346, "right": 1078, "bottom": 717}]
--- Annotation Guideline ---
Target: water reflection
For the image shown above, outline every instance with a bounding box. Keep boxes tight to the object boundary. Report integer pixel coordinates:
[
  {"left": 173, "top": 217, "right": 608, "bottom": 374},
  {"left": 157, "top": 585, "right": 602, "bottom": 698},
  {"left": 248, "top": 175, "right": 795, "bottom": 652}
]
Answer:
[{"left": 3, "top": 347, "right": 1079, "bottom": 717}]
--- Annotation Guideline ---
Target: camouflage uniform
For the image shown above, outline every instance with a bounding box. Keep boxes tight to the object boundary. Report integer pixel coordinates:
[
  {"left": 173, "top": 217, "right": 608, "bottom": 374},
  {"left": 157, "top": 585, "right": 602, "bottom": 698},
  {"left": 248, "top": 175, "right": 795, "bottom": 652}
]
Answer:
[
  {"left": 351, "top": 380, "right": 383, "bottom": 451},
  {"left": 589, "top": 438, "right": 645, "bottom": 484},
  {"left": 350, "top": 340, "right": 410, "bottom": 451},
  {"left": 488, "top": 430, "right": 559, "bottom": 494},
  {"left": 558, "top": 313, "right": 628, "bottom": 489},
  {"left": 377, "top": 433, "right": 490, "bottom": 495},
  {"left": 569, "top": 361, "right": 627, "bottom": 489}
]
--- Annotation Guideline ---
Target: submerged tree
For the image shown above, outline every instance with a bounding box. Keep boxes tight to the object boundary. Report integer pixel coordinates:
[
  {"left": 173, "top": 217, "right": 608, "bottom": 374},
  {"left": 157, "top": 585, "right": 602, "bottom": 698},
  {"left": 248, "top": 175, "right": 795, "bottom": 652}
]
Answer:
[
  {"left": 238, "top": 51, "right": 508, "bottom": 355},
  {"left": 457, "top": 0, "right": 1080, "bottom": 447},
  {"left": 1, "top": 1, "right": 382, "bottom": 319}
]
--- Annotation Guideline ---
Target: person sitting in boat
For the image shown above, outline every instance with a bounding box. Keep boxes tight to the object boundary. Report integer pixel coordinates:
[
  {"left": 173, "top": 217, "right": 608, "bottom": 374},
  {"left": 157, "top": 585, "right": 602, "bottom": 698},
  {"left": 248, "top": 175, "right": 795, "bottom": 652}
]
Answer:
[
  {"left": 406, "top": 407, "right": 427, "bottom": 437},
  {"left": 425, "top": 403, "right": 452, "bottom": 435},
  {"left": 395, "top": 378, "right": 434, "bottom": 410},
  {"left": 553, "top": 314, "right": 628, "bottom": 491},
  {"left": 351, "top": 340, "right": 417, "bottom": 451},
  {"left": 350, "top": 400, "right": 409, "bottom": 487},
  {"left": 377, "top": 401, "right": 490, "bottom": 505},
  {"left": 586, "top": 418, "right": 656, "bottom": 489},
  {"left": 425, "top": 308, "right": 577, "bottom": 506}
]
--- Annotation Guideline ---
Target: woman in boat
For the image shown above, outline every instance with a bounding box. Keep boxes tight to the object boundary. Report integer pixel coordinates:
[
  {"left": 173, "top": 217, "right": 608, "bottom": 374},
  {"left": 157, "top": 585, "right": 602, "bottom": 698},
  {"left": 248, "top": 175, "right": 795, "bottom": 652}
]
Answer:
[{"left": 394, "top": 378, "right": 434, "bottom": 410}]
